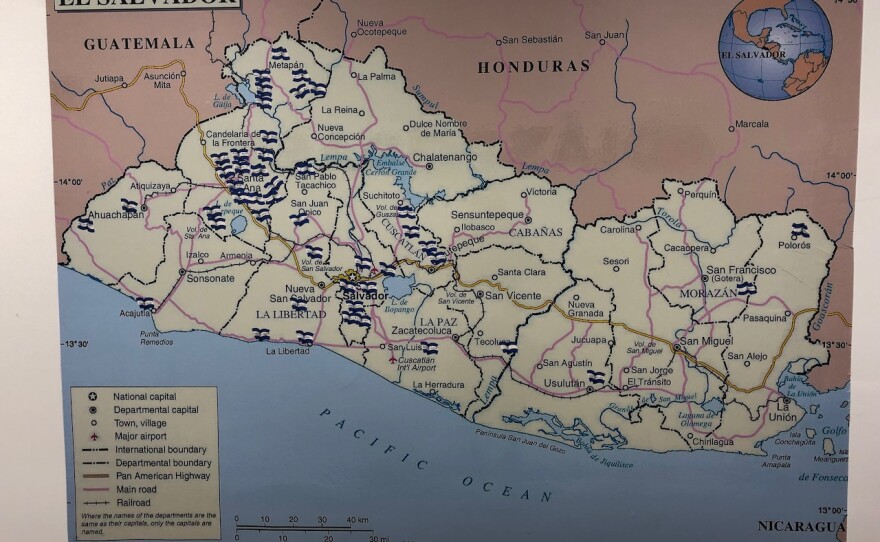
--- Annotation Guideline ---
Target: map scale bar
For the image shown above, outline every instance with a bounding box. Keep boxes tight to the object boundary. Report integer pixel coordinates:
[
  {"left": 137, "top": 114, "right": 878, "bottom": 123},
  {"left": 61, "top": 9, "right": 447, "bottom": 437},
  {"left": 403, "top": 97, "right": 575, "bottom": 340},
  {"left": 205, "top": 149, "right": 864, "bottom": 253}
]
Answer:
[{"left": 236, "top": 524, "right": 375, "bottom": 533}]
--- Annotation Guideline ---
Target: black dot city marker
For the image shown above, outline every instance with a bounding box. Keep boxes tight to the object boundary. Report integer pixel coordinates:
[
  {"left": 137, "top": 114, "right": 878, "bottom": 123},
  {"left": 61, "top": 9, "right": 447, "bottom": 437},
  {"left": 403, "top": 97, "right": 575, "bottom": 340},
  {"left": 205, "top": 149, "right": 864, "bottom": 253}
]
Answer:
[{"left": 89, "top": 406, "right": 97, "bottom": 415}]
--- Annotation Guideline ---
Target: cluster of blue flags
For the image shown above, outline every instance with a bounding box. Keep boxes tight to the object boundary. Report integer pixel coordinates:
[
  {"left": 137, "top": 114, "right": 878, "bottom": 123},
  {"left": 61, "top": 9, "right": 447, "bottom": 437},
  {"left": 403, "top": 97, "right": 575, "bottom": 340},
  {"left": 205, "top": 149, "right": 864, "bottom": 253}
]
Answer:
[
  {"left": 251, "top": 68, "right": 273, "bottom": 110},
  {"left": 203, "top": 203, "right": 226, "bottom": 231},
  {"left": 342, "top": 300, "right": 371, "bottom": 328},
  {"left": 290, "top": 67, "right": 326, "bottom": 100}
]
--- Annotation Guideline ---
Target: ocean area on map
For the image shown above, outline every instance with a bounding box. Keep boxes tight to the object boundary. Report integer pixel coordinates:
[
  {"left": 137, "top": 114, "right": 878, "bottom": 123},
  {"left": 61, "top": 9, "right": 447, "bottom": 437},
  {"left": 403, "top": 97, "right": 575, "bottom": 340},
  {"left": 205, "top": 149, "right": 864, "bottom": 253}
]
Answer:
[{"left": 59, "top": 267, "right": 849, "bottom": 542}]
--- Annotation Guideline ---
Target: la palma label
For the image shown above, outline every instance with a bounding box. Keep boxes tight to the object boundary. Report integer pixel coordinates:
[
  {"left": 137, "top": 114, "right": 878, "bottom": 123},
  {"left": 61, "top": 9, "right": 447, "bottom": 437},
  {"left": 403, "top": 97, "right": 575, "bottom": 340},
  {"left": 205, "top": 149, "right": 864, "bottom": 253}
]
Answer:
[{"left": 56, "top": 0, "right": 241, "bottom": 11}]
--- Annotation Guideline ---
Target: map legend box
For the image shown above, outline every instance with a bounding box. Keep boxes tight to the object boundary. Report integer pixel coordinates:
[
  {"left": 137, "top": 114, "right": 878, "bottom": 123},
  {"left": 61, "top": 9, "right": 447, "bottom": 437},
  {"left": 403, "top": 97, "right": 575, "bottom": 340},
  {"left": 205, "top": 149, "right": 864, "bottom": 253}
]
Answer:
[{"left": 71, "top": 387, "right": 220, "bottom": 540}]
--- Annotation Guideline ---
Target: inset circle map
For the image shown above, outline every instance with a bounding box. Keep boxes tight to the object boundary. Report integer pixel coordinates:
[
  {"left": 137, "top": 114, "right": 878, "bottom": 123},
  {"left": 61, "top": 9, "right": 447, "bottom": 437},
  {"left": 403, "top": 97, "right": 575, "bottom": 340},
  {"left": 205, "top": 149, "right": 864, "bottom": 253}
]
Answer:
[{"left": 719, "top": 0, "right": 832, "bottom": 100}]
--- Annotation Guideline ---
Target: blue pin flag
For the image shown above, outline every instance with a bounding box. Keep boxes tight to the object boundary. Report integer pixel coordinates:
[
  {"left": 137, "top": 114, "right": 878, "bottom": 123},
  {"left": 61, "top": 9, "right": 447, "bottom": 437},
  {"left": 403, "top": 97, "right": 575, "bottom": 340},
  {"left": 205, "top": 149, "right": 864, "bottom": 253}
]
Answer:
[
  {"left": 296, "top": 330, "right": 314, "bottom": 346},
  {"left": 736, "top": 282, "right": 757, "bottom": 296},
  {"left": 252, "top": 328, "right": 271, "bottom": 342}
]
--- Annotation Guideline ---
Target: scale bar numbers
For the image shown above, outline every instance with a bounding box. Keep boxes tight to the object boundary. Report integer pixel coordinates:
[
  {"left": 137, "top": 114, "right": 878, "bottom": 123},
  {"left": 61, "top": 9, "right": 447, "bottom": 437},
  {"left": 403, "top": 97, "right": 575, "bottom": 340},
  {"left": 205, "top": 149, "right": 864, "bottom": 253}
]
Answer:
[
  {"left": 236, "top": 524, "right": 375, "bottom": 533},
  {"left": 234, "top": 514, "right": 391, "bottom": 541}
]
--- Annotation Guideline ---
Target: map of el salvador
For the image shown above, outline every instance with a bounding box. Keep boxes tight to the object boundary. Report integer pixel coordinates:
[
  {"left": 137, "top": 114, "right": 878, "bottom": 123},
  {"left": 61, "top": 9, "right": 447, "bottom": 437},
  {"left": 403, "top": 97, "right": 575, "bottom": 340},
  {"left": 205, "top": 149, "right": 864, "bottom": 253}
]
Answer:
[{"left": 58, "top": 33, "right": 847, "bottom": 455}]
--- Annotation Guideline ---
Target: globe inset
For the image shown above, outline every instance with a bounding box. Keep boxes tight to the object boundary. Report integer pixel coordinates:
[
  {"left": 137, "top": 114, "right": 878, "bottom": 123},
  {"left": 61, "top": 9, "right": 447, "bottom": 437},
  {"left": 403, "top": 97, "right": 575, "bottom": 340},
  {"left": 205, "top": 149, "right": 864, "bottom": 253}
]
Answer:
[{"left": 719, "top": 0, "right": 832, "bottom": 100}]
